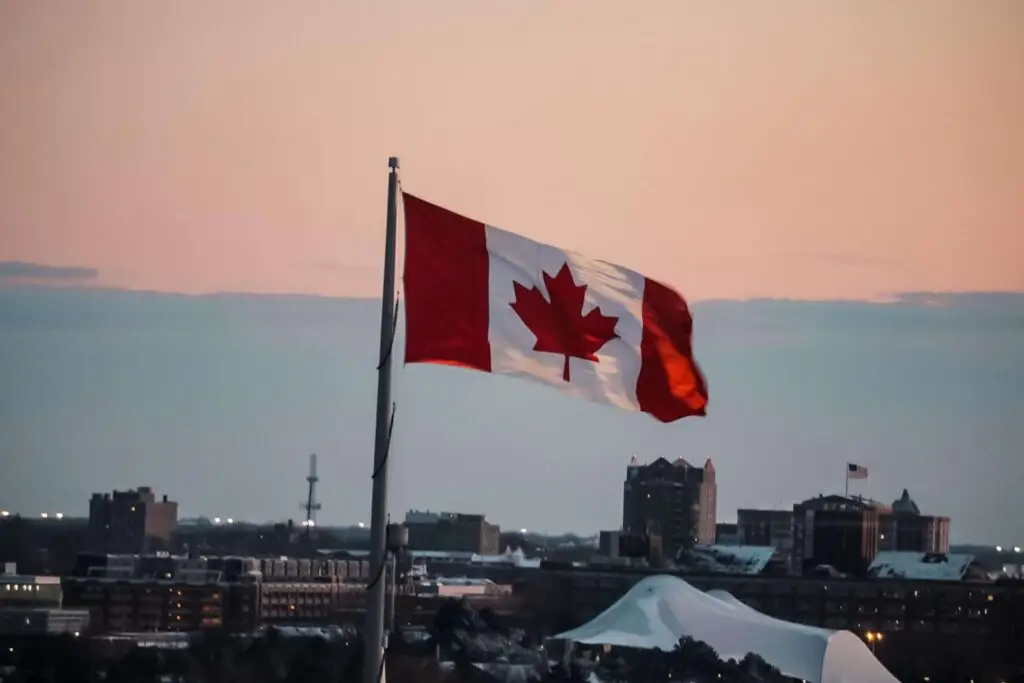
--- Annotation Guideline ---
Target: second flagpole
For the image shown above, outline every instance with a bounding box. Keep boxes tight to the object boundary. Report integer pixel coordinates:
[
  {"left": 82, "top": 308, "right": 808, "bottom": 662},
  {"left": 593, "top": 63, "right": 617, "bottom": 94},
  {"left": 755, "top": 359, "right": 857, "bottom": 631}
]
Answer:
[{"left": 362, "top": 156, "right": 400, "bottom": 683}]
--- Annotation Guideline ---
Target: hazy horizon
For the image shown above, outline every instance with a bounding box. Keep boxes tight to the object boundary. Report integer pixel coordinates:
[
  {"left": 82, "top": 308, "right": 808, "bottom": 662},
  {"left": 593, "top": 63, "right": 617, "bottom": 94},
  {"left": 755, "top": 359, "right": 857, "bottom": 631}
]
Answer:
[{"left": 1, "top": 283, "right": 1021, "bottom": 545}]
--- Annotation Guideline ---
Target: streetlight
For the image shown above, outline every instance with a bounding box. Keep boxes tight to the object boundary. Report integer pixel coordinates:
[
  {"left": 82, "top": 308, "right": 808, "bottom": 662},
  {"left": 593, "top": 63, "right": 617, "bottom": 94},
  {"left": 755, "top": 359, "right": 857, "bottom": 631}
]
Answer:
[
  {"left": 0, "top": 510, "right": 9, "bottom": 517},
  {"left": 40, "top": 513, "right": 48, "bottom": 519},
  {"left": 996, "top": 546, "right": 1003, "bottom": 552},
  {"left": 213, "top": 517, "right": 221, "bottom": 524},
  {"left": 865, "top": 631, "right": 883, "bottom": 653},
  {"left": 1015, "top": 546, "right": 1021, "bottom": 553},
  {"left": 226, "top": 518, "right": 234, "bottom": 524},
  {"left": 55, "top": 513, "right": 64, "bottom": 520}
]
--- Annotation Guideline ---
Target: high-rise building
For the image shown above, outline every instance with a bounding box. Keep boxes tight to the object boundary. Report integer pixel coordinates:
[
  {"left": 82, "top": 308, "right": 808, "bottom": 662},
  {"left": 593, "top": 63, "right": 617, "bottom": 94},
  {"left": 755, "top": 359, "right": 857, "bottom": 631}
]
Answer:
[
  {"left": 792, "top": 495, "right": 880, "bottom": 576},
  {"left": 87, "top": 487, "right": 178, "bottom": 554},
  {"left": 622, "top": 456, "right": 717, "bottom": 557},
  {"left": 877, "top": 489, "right": 950, "bottom": 553}
]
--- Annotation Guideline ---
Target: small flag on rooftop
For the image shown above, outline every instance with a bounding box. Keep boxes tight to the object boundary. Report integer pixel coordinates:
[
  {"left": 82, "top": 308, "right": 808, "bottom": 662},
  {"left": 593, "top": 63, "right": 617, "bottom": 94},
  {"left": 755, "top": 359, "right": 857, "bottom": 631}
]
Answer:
[{"left": 847, "top": 462, "right": 869, "bottom": 480}]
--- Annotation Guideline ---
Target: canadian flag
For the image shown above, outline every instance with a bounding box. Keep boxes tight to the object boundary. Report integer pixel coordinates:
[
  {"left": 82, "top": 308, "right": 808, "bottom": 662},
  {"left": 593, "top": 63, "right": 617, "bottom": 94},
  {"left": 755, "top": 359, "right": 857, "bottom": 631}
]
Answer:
[{"left": 402, "top": 194, "right": 708, "bottom": 422}]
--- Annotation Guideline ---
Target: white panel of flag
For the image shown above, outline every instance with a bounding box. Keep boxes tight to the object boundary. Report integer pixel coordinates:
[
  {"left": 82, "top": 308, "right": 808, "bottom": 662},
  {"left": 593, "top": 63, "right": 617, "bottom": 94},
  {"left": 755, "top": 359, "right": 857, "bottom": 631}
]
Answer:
[{"left": 847, "top": 463, "right": 868, "bottom": 479}]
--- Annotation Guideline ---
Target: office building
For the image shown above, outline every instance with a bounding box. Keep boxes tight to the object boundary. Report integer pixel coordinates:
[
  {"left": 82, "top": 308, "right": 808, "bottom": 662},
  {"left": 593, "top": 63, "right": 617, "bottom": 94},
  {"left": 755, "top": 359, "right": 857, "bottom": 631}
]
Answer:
[
  {"left": 0, "top": 564, "right": 89, "bottom": 636},
  {"left": 622, "top": 455, "right": 717, "bottom": 557},
  {"left": 792, "top": 495, "right": 880, "bottom": 576},
  {"left": 1, "top": 573, "right": 62, "bottom": 608}
]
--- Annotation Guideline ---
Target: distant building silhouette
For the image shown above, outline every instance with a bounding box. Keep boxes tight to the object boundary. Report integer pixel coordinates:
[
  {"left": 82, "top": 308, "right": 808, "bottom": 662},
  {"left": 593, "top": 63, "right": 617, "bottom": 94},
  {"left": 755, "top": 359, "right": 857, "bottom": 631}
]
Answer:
[
  {"left": 403, "top": 511, "right": 500, "bottom": 555},
  {"left": 87, "top": 487, "right": 178, "bottom": 554},
  {"left": 64, "top": 552, "right": 368, "bottom": 632},
  {"left": 733, "top": 490, "right": 950, "bottom": 577},
  {"left": 597, "top": 529, "right": 664, "bottom": 566},
  {"left": 877, "top": 489, "right": 950, "bottom": 554},
  {"left": 737, "top": 509, "right": 796, "bottom": 570},
  {"left": 792, "top": 495, "right": 879, "bottom": 576},
  {"left": 622, "top": 456, "right": 717, "bottom": 557},
  {"left": 714, "top": 522, "right": 739, "bottom": 546}
]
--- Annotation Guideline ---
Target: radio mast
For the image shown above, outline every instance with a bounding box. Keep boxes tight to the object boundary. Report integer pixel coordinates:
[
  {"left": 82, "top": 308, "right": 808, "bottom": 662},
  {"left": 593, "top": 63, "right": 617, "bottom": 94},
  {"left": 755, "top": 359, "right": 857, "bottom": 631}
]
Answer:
[{"left": 301, "top": 453, "right": 322, "bottom": 530}]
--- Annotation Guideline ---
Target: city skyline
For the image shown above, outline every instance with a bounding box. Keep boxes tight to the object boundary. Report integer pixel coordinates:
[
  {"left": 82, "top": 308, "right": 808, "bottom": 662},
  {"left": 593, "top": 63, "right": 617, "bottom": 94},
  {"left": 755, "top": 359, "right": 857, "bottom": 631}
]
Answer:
[
  {"left": 1, "top": 1, "right": 1021, "bottom": 548},
  {"left": 1, "top": 285, "right": 1020, "bottom": 545},
  {"left": 1, "top": 4, "right": 1021, "bottom": 682}
]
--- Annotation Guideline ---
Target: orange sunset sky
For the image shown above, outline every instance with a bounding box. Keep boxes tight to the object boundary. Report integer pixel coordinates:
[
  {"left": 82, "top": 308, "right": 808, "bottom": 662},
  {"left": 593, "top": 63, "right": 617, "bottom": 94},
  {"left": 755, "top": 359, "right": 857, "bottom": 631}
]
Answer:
[{"left": 1, "top": 0, "right": 1022, "bottom": 301}]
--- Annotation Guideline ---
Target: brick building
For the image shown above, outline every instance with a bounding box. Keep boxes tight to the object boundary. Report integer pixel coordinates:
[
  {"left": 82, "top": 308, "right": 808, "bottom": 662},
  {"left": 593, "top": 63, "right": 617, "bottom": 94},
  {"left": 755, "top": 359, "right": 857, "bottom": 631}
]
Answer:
[
  {"left": 793, "top": 495, "right": 880, "bottom": 576},
  {"left": 877, "top": 489, "right": 950, "bottom": 554},
  {"left": 737, "top": 492, "right": 950, "bottom": 577},
  {"left": 404, "top": 511, "right": 500, "bottom": 555},
  {"left": 62, "top": 553, "right": 368, "bottom": 633},
  {"left": 622, "top": 456, "right": 717, "bottom": 557},
  {"left": 88, "top": 487, "right": 178, "bottom": 554}
]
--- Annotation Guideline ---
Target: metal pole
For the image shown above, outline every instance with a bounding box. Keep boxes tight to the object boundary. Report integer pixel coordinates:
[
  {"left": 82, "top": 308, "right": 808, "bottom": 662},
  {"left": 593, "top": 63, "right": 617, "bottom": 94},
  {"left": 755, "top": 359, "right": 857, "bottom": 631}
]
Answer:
[
  {"left": 362, "top": 157, "right": 400, "bottom": 683},
  {"left": 386, "top": 552, "right": 397, "bottom": 634}
]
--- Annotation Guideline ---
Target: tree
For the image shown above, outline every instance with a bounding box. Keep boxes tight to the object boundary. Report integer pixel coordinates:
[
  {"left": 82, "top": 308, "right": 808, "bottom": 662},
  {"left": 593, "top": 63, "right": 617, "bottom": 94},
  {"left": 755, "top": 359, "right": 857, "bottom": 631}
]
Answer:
[
  {"left": 107, "top": 647, "right": 165, "bottom": 683},
  {"left": 185, "top": 629, "right": 243, "bottom": 683},
  {"left": 588, "top": 636, "right": 792, "bottom": 683}
]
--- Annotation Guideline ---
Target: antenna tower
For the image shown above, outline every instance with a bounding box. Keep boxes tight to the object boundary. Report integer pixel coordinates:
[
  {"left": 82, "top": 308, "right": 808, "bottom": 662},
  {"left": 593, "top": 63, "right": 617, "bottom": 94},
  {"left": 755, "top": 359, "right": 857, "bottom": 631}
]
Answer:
[{"left": 301, "top": 453, "right": 322, "bottom": 529}]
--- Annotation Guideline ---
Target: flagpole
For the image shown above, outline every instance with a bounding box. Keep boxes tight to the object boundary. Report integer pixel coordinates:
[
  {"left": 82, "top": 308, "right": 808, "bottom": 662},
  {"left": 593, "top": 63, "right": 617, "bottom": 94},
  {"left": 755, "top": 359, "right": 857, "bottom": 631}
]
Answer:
[
  {"left": 362, "top": 156, "right": 400, "bottom": 683},
  {"left": 844, "top": 464, "right": 849, "bottom": 499}
]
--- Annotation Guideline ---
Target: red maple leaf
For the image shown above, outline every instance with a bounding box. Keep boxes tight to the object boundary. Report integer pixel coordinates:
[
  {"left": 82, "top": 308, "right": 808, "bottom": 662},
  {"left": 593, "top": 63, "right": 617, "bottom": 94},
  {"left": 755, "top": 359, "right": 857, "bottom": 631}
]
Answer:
[{"left": 509, "top": 263, "right": 619, "bottom": 382}]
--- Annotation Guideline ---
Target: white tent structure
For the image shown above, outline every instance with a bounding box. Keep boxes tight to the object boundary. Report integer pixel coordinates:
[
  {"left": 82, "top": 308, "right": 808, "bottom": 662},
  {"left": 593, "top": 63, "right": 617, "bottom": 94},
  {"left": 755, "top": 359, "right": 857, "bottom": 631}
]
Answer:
[{"left": 553, "top": 575, "right": 898, "bottom": 683}]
